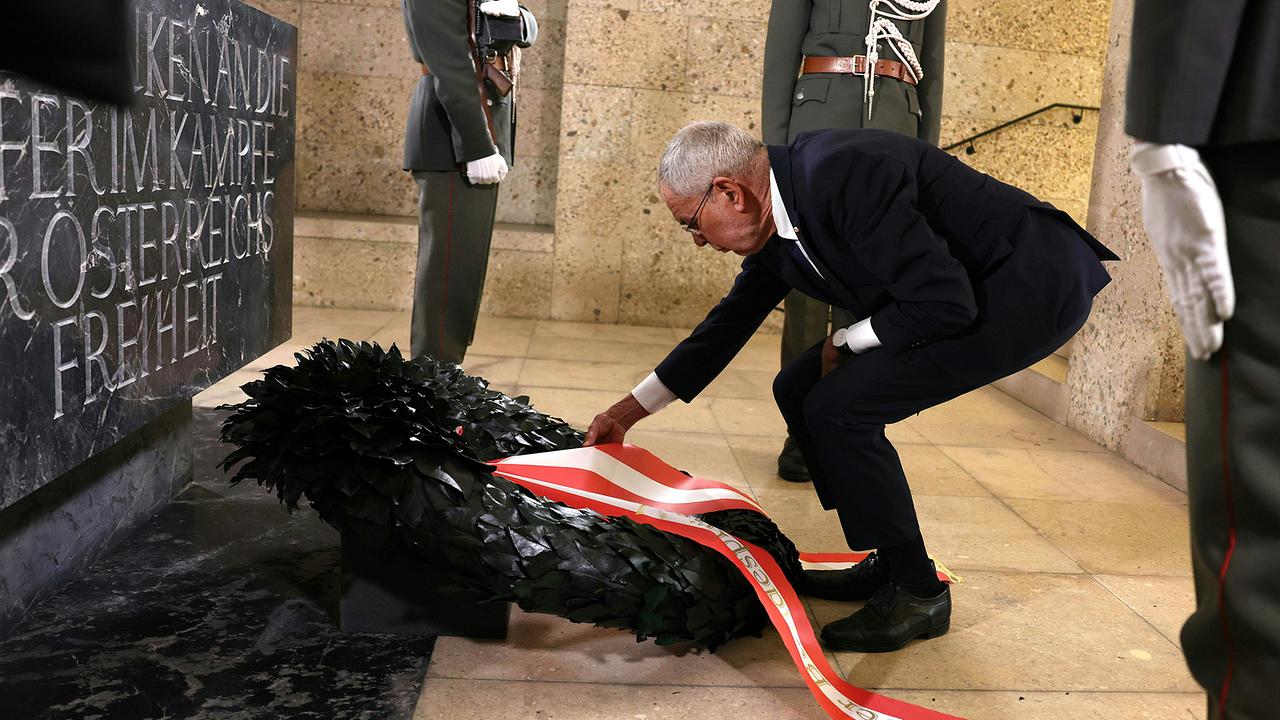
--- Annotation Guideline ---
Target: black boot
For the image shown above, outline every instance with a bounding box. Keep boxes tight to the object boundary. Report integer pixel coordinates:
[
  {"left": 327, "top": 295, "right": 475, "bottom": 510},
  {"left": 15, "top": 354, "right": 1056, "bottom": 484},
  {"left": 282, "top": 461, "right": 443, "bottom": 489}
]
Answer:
[
  {"left": 820, "top": 583, "right": 951, "bottom": 653},
  {"left": 776, "top": 436, "right": 811, "bottom": 483},
  {"left": 798, "top": 551, "right": 890, "bottom": 601}
]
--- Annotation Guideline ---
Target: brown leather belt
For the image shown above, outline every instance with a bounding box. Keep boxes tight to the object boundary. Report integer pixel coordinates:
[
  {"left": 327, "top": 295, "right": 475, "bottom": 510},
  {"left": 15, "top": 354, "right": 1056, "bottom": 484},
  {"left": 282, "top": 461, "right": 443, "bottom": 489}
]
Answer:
[
  {"left": 419, "top": 55, "right": 506, "bottom": 76},
  {"left": 801, "top": 55, "right": 917, "bottom": 86}
]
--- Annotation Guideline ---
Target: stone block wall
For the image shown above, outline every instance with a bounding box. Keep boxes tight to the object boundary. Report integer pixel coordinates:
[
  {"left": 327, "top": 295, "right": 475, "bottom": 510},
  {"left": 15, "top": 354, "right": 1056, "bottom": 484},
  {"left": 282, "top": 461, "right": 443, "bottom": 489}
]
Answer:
[
  {"left": 244, "top": 0, "right": 566, "bottom": 225},
  {"left": 550, "top": 0, "right": 1113, "bottom": 326},
  {"left": 1068, "top": 0, "right": 1186, "bottom": 448},
  {"left": 262, "top": 0, "right": 1113, "bottom": 329}
]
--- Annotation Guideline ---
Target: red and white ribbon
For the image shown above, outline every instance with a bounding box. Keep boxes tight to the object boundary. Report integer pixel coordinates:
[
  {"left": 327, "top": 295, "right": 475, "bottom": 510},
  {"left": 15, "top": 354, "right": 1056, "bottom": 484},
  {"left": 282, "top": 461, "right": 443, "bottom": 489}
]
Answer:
[{"left": 492, "top": 443, "right": 963, "bottom": 720}]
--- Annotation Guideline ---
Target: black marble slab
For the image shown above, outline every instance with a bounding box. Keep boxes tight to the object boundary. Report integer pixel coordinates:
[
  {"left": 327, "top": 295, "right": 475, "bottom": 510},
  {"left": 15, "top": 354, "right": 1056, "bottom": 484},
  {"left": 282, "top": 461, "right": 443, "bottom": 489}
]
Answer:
[
  {"left": 0, "top": 0, "right": 296, "bottom": 508},
  {"left": 0, "top": 409, "right": 435, "bottom": 719}
]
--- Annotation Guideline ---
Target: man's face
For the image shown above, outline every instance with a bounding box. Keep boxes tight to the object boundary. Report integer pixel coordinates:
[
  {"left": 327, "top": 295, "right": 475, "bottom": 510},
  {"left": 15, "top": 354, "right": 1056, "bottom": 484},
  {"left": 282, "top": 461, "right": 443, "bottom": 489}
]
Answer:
[{"left": 661, "top": 180, "right": 770, "bottom": 256}]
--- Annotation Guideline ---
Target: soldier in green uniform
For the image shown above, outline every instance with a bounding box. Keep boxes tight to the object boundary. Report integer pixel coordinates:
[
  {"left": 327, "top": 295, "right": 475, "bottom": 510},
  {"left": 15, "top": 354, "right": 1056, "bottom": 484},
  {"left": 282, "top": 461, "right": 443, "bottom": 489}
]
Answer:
[
  {"left": 762, "top": 0, "right": 947, "bottom": 483},
  {"left": 401, "top": 0, "right": 537, "bottom": 362}
]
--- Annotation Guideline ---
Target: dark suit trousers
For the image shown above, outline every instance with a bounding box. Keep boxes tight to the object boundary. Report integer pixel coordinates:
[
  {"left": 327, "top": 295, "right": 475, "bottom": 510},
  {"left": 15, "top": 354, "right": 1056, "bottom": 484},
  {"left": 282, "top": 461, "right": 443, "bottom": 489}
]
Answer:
[
  {"left": 410, "top": 171, "right": 499, "bottom": 363},
  {"left": 773, "top": 211, "right": 1096, "bottom": 550},
  {"left": 1182, "top": 141, "right": 1280, "bottom": 720}
]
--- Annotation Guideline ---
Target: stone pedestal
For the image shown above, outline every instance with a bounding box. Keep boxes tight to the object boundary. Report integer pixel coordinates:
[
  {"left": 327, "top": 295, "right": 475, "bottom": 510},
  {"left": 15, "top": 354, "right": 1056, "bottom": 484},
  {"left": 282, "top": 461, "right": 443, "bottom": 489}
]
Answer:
[
  {"left": 0, "top": 401, "right": 193, "bottom": 636},
  {"left": 340, "top": 532, "right": 510, "bottom": 639}
]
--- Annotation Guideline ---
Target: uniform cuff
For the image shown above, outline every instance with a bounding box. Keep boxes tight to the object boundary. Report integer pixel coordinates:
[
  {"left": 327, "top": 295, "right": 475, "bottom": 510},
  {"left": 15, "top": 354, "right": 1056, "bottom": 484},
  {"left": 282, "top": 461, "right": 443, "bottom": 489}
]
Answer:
[{"left": 631, "top": 372, "right": 678, "bottom": 414}]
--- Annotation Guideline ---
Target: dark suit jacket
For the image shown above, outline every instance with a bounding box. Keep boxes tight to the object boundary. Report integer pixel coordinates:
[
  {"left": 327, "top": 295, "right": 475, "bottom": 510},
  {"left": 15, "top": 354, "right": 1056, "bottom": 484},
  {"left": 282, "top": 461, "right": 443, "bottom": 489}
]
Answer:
[
  {"left": 401, "top": 0, "right": 506, "bottom": 172},
  {"left": 1126, "top": 0, "right": 1280, "bottom": 146},
  {"left": 655, "top": 129, "right": 1118, "bottom": 401}
]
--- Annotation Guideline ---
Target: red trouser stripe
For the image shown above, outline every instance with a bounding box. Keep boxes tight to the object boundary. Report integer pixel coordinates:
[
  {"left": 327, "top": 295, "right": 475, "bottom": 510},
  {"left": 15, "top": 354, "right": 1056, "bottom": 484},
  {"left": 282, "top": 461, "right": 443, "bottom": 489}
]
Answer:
[
  {"left": 1215, "top": 353, "right": 1237, "bottom": 719},
  {"left": 438, "top": 175, "right": 456, "bottom": 357}
]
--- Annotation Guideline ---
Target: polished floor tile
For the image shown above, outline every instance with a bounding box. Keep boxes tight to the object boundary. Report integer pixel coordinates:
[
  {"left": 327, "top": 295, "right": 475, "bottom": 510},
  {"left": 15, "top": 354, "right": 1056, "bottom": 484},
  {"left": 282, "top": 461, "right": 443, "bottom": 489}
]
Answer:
[
  {"left": 1006, "top": 499, "right": 1192, "bottom": 576},
  {"left": 427, "top": 607, "right": 812, "bottom": 688},
  {"left": 414, "top": 679, "right": 826, "bottom": 720},
  {"left": 525, "top": 335, "right": 671, "bottom": 366},
  {"left": 708, "top": 397, "right": 788, "bottom": 437},
  {"left": 1093, "top": 574, "right": 1196, "bottom": 647},
  {"left": 517, "top": 357, "right": 650, "bottom": 392},
  {"left": 888, "top": 690, "right": 1205, "bottom": 720},
  {"left": 533, "top": 319, "right": 678, "bottom": 346},
  {"left": 914, "top": 495, "right": 1083, "bottom": 574},
  {"left": 812, "top": 571, "right": 1198, "bottom": 693},
  {"left": 907, "top": 387, "right": 1107, "bottom": 452}
]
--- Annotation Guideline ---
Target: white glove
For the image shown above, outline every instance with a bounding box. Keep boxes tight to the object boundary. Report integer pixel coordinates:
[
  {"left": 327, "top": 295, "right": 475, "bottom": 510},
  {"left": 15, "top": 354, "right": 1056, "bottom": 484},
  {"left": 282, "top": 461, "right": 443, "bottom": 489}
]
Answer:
[
  {"left": 465, "top": 152, "right": 508, "bottom": 185},
  {"left": 479, "top": 0, "right": 520, "bottom": 16},
  {"left": 1130, "top": 141, "right": 1234, "bottom": 361}
]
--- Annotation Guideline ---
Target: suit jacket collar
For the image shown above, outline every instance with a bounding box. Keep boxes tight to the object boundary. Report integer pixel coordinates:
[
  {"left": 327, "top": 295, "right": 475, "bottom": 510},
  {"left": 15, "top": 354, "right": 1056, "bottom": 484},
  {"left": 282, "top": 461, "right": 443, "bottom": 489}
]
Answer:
[
  {"left": 765, "top": 143, "right": 856, "bottom": 302},
  {"left": 767, "top": 144, "right": 799, "bottom": 230}
]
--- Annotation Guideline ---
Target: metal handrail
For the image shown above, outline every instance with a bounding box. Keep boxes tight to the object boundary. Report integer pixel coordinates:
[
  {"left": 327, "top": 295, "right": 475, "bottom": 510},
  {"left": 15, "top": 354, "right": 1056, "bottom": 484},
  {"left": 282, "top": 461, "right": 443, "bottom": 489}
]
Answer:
[{"left": 943, "top": 103, "right": 1100, "bottom": 154}]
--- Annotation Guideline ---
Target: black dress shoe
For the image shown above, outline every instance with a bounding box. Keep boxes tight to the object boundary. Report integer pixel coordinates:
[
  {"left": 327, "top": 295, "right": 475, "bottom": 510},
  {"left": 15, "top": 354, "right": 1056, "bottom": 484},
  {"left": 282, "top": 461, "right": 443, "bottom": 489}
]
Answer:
[
  {"left": 820, "top": 583, "right": 951, "bottom": 653},
  {"left": 777, "top": 436, "right": 811, "bottom": 483},
  {"left": 799, "top": 551, "right": 890, "bottom": 601}
]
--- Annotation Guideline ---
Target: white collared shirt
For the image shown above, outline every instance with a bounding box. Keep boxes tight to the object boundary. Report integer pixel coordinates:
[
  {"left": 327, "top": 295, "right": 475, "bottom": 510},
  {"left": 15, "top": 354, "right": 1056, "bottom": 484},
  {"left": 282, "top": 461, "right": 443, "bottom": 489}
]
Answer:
[{"left": 629, "top": 170, "right": 881, "bottom": 414}]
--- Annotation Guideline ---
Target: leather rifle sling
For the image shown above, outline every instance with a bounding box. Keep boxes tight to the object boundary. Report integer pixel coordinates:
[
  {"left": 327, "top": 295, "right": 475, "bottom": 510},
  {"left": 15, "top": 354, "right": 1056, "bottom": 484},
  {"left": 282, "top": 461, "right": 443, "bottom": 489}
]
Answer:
[{"left": 465, "top": 0, "right": 499, "bottom": 146}]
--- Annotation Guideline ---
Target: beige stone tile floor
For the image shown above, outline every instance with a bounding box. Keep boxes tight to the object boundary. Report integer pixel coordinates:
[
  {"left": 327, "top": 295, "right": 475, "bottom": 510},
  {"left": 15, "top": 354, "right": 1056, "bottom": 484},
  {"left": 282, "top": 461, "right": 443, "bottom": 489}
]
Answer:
[{"left": 196, "top": 307, "right": 1204, "bottom": 719}]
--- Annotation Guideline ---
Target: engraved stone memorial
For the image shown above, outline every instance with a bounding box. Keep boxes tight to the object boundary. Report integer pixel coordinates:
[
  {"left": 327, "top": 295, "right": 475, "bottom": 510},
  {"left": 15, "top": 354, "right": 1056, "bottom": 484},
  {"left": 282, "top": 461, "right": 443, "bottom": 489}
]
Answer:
[
  {"left": 0, "top": 0, "right": 295, "bottom": 501},
  {"left": 0, "top": 0, "right": 296, "bottom": 633}
]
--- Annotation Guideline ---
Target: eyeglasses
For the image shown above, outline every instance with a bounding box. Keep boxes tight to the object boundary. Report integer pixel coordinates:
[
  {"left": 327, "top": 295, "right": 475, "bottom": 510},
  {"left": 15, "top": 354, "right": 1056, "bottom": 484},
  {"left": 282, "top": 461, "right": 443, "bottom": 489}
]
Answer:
[{"left": 680, "top": 183, "right": 715, "bottom": 234}]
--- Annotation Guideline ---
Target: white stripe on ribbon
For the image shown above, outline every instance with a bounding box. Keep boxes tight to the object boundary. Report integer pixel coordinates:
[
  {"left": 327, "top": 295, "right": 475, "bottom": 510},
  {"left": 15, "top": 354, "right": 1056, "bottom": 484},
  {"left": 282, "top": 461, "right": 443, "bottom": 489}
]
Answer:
[
  {"left": 497, "top": 469, "right": 905, "bottom": 720},
  {"left": 496, "top": 447, "right": 765, "bottom": 514}
]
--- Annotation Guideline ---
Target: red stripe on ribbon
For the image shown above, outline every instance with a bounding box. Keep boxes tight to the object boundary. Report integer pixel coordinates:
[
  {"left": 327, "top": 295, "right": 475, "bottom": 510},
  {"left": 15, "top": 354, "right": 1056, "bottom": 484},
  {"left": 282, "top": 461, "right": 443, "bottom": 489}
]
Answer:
[{"left": 493, "top": 444, "right": 964, "bottom": 720}]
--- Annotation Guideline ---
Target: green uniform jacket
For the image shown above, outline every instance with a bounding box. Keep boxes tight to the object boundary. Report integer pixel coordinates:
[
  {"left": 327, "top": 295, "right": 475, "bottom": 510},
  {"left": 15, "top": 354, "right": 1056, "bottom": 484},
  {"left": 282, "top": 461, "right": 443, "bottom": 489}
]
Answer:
[
  {"left": 762, "top": 0, "right": 946, "bottom": 146},
  {"left": 401, "top": 0, "right": 512, "bottom": 172}
]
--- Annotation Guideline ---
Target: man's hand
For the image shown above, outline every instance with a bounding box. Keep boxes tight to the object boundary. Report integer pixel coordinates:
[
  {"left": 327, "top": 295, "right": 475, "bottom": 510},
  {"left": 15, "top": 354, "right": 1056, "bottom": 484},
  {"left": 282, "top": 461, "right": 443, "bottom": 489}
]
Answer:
[
  {"left": 465, "top": 152, "right": 509, "bottom": 185},
  {"left": 584, "top": 394, "right": 650, "bottom": 446},
  {"left": 1131, "top": 142, "right": 1234, "bottom": 360},
  {"left": 820, "top": 333, "right": 851, "bottom": 378}
]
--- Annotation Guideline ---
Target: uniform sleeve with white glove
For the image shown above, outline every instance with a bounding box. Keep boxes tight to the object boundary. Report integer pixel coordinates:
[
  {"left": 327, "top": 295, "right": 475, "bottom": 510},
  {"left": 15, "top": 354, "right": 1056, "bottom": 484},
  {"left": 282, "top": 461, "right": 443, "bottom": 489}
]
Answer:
[
  {"left": 1130, "top": 141, "right": 1235, "bottom": 360},
  {"left": 465, "top": 152, "right": 509, "bottom": 185}
]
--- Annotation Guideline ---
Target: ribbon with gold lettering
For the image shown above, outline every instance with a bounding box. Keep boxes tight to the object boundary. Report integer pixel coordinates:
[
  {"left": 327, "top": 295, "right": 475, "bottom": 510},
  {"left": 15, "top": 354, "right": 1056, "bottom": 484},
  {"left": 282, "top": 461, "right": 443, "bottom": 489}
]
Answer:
[{"left": 492, "top": 444, "right": 963, "bottom": 720}]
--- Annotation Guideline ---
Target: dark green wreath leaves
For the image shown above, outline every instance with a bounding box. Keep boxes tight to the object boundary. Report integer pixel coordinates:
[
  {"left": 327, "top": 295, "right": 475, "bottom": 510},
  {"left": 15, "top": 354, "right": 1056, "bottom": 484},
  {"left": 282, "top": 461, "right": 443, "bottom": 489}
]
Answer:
[{"left": 219, "top": 340, "right": 805, "bottom": 650}]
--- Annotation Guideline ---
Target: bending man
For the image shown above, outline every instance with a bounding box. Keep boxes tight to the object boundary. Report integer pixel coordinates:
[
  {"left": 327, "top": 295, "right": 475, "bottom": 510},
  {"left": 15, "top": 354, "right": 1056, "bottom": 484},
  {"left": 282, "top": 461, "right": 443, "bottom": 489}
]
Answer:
[{"left": 584, "top": 122, "right": 1117, "bottom": 652}]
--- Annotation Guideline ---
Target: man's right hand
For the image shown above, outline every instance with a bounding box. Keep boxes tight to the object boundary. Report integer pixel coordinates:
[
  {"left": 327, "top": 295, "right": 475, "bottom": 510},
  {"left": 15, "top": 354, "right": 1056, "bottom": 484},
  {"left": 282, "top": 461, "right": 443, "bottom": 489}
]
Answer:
[
  {"left": 465, "top": 152, "right": 509, "bottom": 185},
  {"left": 583, "top": 394, "right": 650, "bottom": 446}
]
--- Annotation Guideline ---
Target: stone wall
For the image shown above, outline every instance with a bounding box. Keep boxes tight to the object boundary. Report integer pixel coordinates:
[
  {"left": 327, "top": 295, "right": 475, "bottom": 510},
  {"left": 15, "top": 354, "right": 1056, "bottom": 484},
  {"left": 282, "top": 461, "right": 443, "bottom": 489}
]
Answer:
[
  {"left": 1067, "top": 0, "right": 1186, "bottom": 448},
  {"left": 550, "top": 0, "right": 1113, "bottom": 326},
  {"left": 244, "top": 0, "right": 565, "bottom": 226},
  {"left": 272, "top": 0, "right": 1114, "bottom": 328}
]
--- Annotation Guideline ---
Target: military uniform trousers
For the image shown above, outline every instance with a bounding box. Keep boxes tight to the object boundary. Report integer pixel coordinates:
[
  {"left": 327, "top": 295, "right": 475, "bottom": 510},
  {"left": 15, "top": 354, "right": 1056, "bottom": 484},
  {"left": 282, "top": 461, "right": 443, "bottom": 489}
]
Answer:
[
  {"left": 781, "top": 73, "right": 925, "bottom": 366},
  {"left": 1183, "top": 141, "right": 1280, "bottom": 720},
  {"left": 410, "top": 170, "right": 500, "bottom": 363}
]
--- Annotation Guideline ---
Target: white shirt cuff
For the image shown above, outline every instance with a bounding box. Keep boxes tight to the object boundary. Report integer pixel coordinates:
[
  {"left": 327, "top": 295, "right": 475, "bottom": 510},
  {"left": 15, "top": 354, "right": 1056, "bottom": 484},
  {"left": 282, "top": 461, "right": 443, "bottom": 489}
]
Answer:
[
  {"left": 631, "top": 372, "right": 678, "bottom": 414},
  {"left": 843, "top": 318, "right": 882, "bottom": 354}
]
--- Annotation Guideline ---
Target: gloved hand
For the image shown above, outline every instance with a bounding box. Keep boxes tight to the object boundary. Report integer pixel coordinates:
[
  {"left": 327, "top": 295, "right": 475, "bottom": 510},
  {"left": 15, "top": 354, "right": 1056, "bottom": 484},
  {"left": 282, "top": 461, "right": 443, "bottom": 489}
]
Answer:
[
  {"left": 465, "top": 152, "right": 509, "bottom": 185},
  {"left": 479, "top": 0, "right": 520, "bottom": 16},
  {"left": 1130, "top": 141, "right": 1234, "bottom": 361}
]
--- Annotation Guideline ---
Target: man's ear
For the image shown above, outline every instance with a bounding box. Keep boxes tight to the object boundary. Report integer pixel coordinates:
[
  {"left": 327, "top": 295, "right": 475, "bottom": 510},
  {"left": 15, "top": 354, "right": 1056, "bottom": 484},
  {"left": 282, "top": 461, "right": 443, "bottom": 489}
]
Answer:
[{"left": 714, "top": 177, "right": 746, "bottom": 211}]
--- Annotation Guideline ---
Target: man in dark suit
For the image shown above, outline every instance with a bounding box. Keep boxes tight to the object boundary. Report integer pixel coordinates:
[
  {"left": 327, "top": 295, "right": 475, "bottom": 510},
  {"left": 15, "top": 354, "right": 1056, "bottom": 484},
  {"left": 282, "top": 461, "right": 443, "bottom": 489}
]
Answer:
[
  {"left": 1127, "top": 1, "right": 1280, "bottom": 716},
  {"left": 584, "top": 121, "right": 1116, "bottom": 652},
  {"left": 762, "top": 0, "right": 947, "bottom": 484},
  {"left": 401, "top": 0, "right": 536, "bottom": 363}
]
